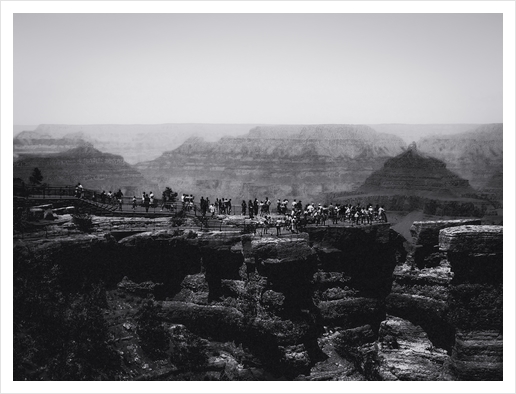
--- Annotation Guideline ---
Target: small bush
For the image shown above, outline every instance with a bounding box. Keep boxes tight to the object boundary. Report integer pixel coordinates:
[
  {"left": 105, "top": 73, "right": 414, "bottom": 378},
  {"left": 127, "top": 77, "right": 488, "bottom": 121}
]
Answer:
[
  {"left": 170, "top": 326, "right": 209, "bottom": 371},
  {"left": 72, "top": 213, "right": 93, "bottom": 233},
  {"left": 136, "top": 297, "right": 170, "bottom": 359},
  {"left": 170, "top": 217, "right": 185, "bottom": 227},
  {"left": 186, "top": 230, "right": 197, "bottom": 239}
]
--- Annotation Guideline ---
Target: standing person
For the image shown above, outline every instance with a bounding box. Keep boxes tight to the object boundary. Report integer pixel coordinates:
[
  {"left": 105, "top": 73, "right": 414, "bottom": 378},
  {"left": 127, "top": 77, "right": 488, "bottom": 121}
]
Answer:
[
  {"left": 253, "top": 198, "right": 259, "bottom": 217},
  {"left": 379, "top": 205, "right": 388, "bottom": 222},
  {"left": 275, "top": 217, "right": 283, "bottom": 236},
  {"left": 248, "top": 199, "right": 254, "bottom": 219},
  {"left": 142, "top": 192, "right": 146, "bottom": 207},
  {"left": 77, "top": 183, "right": 83, "bottom": 198},
  {"left": 209, "top": 203, "right": 215, "bottom": 217},
  {"left": 241, "top": 200, "right": 247, "bottom": 216},
  {"left": 144, "top": 193, "right": 150, "bottom": 212},
  {"left": 200, "top": 197, "right": 206, "bottom": 216},
  {"left": 115, "top": 189, "right": 124, "bottom": 211},
  {"left": 149, "top": 191, "right": 154, "bottom": 207},
  {"left": 132, "top": 196, "right": 137, "bottom": 211},
  {"left": 264, "top": 197, "right": 270, "bottom": 214}
]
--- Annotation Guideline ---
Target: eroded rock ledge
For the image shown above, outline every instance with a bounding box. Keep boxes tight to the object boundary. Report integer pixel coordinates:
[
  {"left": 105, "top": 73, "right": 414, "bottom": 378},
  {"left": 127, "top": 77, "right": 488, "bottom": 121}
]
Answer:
[{"left": 14, "top": 219, "right": 503, "bottom": 380}]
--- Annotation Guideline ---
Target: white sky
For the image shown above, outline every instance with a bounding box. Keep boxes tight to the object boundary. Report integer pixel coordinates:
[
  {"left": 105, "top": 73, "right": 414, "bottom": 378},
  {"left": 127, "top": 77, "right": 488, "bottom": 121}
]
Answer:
[{"left": 14, "top": 13, "right": 502, "bottom": 125}]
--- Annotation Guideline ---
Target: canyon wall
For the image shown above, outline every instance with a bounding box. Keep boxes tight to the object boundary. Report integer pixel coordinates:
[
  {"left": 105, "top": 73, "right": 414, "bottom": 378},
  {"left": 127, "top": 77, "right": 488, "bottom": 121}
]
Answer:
[
  {"left": 417, "top": 124, "right": 503, "bottom": 193},
  {"left": 13, "top": 216, "right": 503, "bottom": 380},
  {"left": 357, "top": 144, "right": 475, "bottom": 198},
  {"left": 14, "top": 124, "right": 261, "bottom": 164},
  {"left": 135, "top": 125, "right": 406, "bottom": 202},
  {"left": 13, "top": 146, "right": 156, "bottom": 195}
]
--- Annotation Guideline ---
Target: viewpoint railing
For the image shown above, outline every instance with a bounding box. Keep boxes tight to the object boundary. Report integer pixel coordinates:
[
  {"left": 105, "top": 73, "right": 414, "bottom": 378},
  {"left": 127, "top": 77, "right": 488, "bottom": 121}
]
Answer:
[{"left": 14, "top": 183, "right": 390, "bottom": 241}]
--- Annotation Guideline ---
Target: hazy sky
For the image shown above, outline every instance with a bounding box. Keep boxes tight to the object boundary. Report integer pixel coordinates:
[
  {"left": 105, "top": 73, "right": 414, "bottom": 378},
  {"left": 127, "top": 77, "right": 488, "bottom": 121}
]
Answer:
[{"left": 14, "top": 13, "right": 502, "bottom": 125}]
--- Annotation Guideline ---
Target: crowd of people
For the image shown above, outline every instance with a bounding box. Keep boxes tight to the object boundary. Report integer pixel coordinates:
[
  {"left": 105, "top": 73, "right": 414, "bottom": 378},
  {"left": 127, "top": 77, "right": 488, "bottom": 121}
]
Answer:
[
  {"left": 76, "top": 183, "right": 389, "bottom": 232},
  {"left": 243, "top": 199, "right": 388, "bottom": 235}
]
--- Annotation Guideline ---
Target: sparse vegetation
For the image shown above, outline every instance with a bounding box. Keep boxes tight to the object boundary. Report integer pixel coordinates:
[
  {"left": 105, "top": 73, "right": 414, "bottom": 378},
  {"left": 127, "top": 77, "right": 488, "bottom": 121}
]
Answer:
[
  {"left": 29, "top": 167, "right": 43, "bottom": 186},
  {"left": 135, "top": 297, "right": 170, "bottom": 359},
  {"left": 14, "top": 253, "right": 119, "bottom": 381},
  {"left": 72, "top": 213, "right": 94, "bottom": 232},
  {"left": 169, "top": 325, "right": 209, "bottom": 371}
]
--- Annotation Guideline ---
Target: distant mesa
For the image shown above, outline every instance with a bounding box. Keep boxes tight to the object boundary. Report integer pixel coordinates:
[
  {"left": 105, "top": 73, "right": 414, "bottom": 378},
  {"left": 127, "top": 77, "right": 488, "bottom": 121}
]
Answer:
[
  {"left": 14, "top": 123, "right": 262, "bottom": 164},
  {"left": 13, "top": 130, "right": 92, "bottom": 160},
  {"left": 13, "top": 146, "right": 156, "bottom": 196},
  {"left": 356, "top": 143, "right": 475, "bottom": 198},
  {"left": 417, "top": 124, "right": 502, "bottom": 191},
  {"left": 135, "top": 124, "right": 406, "bottom": 202}
]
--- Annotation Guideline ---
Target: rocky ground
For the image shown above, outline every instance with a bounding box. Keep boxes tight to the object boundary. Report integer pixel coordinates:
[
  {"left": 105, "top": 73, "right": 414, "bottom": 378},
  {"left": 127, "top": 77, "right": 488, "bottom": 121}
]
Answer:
[{"left": 13, "top": 214, "right": 503, "bottom": 381}]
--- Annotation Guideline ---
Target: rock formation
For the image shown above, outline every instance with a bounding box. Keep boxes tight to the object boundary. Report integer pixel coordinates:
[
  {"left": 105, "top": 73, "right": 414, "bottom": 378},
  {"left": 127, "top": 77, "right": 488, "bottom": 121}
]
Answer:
[
  {"left": 14, "top": 124, "right": 261, "bottom": 164},
  {"left": 135, "top": 125, "right": 406, "bottom": 203},
  {"left": 417, "top": 124, "right": 503, "bottom": 193},
  {"left": 13, "top": 146, "right": 156, "bottom": 195},
  {"left": 13, "top": 212, "right": 503, "bottom": 380},
  {"left": 356, "top": 143, "right": 475, "bottom": 198},
  {"left": 13, "top": 130, "right": 92, "bottom": 159},
  {"left": 386, "top": 222, "right": 503, "bottom": 380},
  {"left": 439, "top": 225, "right": 503, "bottom": 380}
]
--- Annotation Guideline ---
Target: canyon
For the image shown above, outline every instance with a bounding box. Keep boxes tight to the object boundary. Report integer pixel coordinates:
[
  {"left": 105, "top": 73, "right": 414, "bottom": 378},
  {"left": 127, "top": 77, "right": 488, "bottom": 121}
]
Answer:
[
  {"left": 13, "top": 146, "right": 157, "bottom": 196},
  {"left": 14, "top": 124, "right": 261, "bottom": 164},
  {"left": 135, "top": 125, "right": 406, "bottom": 202},
  {"left": 13, "top": 213, "right": 503, "bottom": 381},
  {"left": 13, "top": 123, "right": 503, "bottom": 208}
]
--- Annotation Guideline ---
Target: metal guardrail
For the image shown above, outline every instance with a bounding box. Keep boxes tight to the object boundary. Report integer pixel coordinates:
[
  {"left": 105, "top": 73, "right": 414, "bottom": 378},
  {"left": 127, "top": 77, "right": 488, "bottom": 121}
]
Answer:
[{"left": 14, "top": 184, "right": 390, "bottom": 242}]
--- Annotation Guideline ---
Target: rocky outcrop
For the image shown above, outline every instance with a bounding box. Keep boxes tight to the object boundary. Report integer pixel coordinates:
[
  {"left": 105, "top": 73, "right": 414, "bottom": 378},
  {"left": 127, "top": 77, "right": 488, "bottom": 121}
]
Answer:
[
  {"left": 408, "top": 219, "right": 482, "bottom": 268},
  {"left": 135, "top": 125, "right": 406, "bottom": 202},
  {"left": 13, "top": 146, "right": 156, "bottom": 195},
  {"left": 385, "top": 223, "right": 503, "bottom": 380},
  {"left": 440, "top": 225, "right": 503, "bottom": 380},
  {"left": 417, "top": 124, "right": 503, "bottom": 193},
  {"left": 376, "top": 316, "right": 450, "bottom": 380},
  {"left": 13, "top": 130, "right": 92, "bottom": 159},
  {"left": 13, "top": 215, "right": 503, "bottom": 380},
  {"left": 357, "top": 144, "right": 475, "bottom": 198},
  {"left": 15, "top": 124, "right": 261, "bottom": 164}
]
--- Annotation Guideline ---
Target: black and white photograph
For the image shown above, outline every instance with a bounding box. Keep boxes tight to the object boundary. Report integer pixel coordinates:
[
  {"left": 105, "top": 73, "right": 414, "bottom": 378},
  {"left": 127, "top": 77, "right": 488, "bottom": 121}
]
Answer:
[{"left": 2, "top": 1, "right": 515, "bottom": 392}]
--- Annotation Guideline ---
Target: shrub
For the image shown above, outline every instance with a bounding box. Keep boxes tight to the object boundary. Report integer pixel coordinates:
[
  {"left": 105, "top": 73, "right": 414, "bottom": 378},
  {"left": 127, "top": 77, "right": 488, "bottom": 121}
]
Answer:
[
  {"left": 135, "top": 297, "right": 170, "bottom": 359},
  {"left": 169, "top": 326, "right": 208, "bottom": 371},
  {"left": 72, "top": 213, "right": 93, "bottom": 233}
]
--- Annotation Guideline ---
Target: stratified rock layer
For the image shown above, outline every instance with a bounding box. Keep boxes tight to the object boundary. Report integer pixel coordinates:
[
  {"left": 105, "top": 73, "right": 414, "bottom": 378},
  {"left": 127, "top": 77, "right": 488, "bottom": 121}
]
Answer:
[
  {"left": 418, "top": 124, "right": 503, "bottom": 193},
  {"left": 135, "top": 125, "right": 406, "bottom": 202},
  {"left": 409, "top": 219, "right": 481, "bottom": 268},
  {"left": 440, "top": 225, "right": 503, "bottom": 381},
  {"left": 14, "top": 124, "right": 261, "bottom": 164},
  {"left": 357, "top": 145, "right": 475, "bottom": 198},
  {"left": 13, "top": 146, "right": 156, "bottom": 195},
  {"left": 13, "top": 216, "right": 503, "bottom": 380}
]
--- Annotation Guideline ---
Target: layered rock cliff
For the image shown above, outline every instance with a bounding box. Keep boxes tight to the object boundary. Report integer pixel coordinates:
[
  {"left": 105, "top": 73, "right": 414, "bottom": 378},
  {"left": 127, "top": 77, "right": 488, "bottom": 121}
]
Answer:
[
  {"left": 13, "top": 130, "right": 92, "bottom": 159},
  {"left": 13, "top": 146, "right": 155, "bottom": 195},
  {"left": 135, "top": 125, "right": 406, "bottom": 202},
  {"left": 13, "top": 216, "right": 503, "bottom": 380},
  {"left": 14, "top": 124, "right": 261, "bottom": 164},
  {"left": 356, "top": 144, "right": 475, "bottom": 198},
  {"left": 417, "top": 124, "right": 503, "bottom": 193},
  {"left": 386, "top": 222, "right": 503, "bottom": 380}
]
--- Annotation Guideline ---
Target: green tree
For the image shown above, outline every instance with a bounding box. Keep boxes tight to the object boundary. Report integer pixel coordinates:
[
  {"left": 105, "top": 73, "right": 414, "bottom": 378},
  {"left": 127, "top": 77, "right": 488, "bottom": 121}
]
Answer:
[{"left": 29, "top": 167, "right": 43, "bottom": 186}]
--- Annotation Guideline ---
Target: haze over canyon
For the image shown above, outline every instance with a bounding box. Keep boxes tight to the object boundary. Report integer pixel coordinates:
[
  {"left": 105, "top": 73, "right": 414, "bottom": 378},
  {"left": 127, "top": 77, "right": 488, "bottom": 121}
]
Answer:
[{"left": 13, "top": 123, "right": 503, "bottom": 208}]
